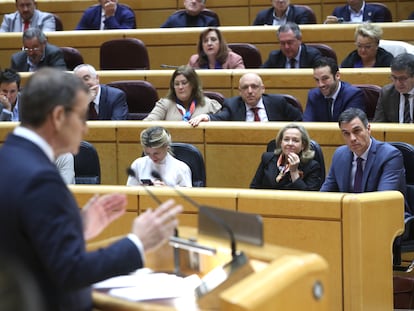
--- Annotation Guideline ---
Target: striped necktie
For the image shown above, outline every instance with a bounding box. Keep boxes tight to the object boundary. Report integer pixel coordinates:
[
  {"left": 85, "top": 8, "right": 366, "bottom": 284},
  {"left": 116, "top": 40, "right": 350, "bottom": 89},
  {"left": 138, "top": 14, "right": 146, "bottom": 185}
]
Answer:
[{"left": 403, "top": 93, "right": 411, "bottom": 123}]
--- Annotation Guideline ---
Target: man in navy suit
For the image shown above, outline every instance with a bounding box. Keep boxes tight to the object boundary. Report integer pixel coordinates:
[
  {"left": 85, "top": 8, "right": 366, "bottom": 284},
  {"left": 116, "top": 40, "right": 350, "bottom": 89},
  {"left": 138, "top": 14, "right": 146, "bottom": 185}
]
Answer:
[
  {"left": 262, "top": 22, "right": 322, "bottom": 68},
  {"left": 321, "top": 108, "right": 406, "bottom": 201},
  {"left": 76, "top": 0, "right": 136, "bottom": 30},
  {"left": 188, "top": 72, "right": 302, "bottom": 126},
  {"left": 0, "top": 68, "right": 182, "bottom": 311},
  {"left": 11, "top": 28, "right": 67, "bottom": 72},
  {"left": 253, "top": 0, "right": 316, "bottom": 25},
  {"left": 324, "top": 0, "right": 391, "bottom": 24},
  {"left": 73, "top": 64, "right": 128, "bottom": 120},
  {"left": 304, "top": 57, "right": 365, "bottom": 122},
  {"left": 161, "top": 0, "right": 219, "bottom": 28}
]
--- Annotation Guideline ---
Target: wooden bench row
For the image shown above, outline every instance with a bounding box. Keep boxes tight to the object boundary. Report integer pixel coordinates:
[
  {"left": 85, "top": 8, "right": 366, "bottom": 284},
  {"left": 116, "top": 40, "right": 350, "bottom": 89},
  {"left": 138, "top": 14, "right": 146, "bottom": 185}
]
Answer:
[
  {"left": 71, "top": 185, "right": 404, "bottom": 311},
  {"left": 19, "top": 68, "right": 393, "bottom": 113},
  {"left": 0, "top": 23, "right": 413, "bottom": 71},
  {"left": 0, "top": 0, "right": 411, "bottom": 29},
  {"left": 1, "top": 121, "right": 413, "bottom": 187}
]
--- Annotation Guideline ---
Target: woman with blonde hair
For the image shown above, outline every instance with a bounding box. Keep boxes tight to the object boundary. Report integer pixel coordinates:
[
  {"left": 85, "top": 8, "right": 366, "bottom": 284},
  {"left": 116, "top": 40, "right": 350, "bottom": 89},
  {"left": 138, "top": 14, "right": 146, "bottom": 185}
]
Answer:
[
  {"left": 341, "top": 23, "right": 393, "bottom": 68},
  {"left": 250, "top": 123, "right": 322, "bottom": 190},
  {"left": 127, "top": 126, "right": 192, "bottom": 187}
]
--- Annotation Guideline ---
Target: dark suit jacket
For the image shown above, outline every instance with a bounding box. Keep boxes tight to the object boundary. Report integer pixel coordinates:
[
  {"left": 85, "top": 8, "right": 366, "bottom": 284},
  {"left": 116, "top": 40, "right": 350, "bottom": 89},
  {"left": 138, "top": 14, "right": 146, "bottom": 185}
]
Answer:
[
  {"left": 321, "top": 138, "right": 406, "bottom": 195},
  {"left": 373, "top": 83, "right": 400, "bottom": 122},
  {"left": 253, "top": 5, "right": 316, "bottom": 25},
  {"left": 76, "top": 4, "right": 136, "bottom": 30},
  {"left": 340, "top": 47, "right": 394, "bottom": 68},
  {"left": 209, "top": 94, "right": 303, "bottom": 121},
  {"left": 0, "top": 133, "right": 142, "bottom": 311},
  {"left": 304, "top": 81, "right": 365, "bottom": 122},
  {"left": 250, "top": 152, "right": 322, "bottom": 190},
  {"left": 11, "top": 43, "right": 67, "bottom": 72},
  {"left": 97, "top": 84, "right": 128, "bottom": 120},
  {"left": 332, "top": 3, "right": 392, "bottom": 22},
  {"left": 262, "top": 44, "right": 322, "bottom": 68},
  {"left": 161, "top": 11, "right": 219, "bottom": 28}
]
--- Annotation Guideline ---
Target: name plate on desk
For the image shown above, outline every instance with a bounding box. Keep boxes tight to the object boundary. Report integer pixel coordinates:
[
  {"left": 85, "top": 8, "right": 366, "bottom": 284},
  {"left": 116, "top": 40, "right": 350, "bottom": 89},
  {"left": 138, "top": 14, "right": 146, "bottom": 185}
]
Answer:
[{"left": 198, "top": 205, "right": 263, "bottom": 246}]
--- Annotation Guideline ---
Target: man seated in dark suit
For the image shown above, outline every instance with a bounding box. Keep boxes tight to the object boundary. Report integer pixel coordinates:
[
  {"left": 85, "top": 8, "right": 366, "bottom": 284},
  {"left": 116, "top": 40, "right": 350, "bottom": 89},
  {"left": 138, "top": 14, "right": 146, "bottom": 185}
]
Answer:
[
  {"left": 188, "top": 72, "right": 302, "bottom": 126},
  {"left": 262, "top": 22, "right": 322, "bottom": 68},
  {"left": 253, "top": 0, "right": 316, "bottom": 26},
  {"left": 76, "top": 0, "right": 136, "bottom": 30},
  {"left": 0, "top": 67, "right": 182, "bottom": 311},
  {"left": 324, "top": 0, "right": 392, "bottom": 24},
  {"left": 373, "top": 53, "right": 414, "bottom": 123},
  {"left": 0, "top": 69, "right": 21, "bottom": 121},
  {"left": 73, "top": 64, "right": 128, "bottom": 120},
  {"left": 161, "top": 0, "right": 219, "bottom": 28},
  {"left": 321, "top": 108, "right": 406, "bottom": 206},
  {"left": 304, "top": 57, "right": 365, "bottom": 122},
  {"left": 11, "top": 28, "right": 66, "bottom": 72}
]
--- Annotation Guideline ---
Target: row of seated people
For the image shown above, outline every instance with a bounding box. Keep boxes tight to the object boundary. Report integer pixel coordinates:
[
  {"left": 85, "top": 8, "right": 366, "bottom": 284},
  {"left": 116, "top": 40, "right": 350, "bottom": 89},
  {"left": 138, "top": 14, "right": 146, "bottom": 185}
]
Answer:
[
  {"left": 0, "top": 52, "right": 413, "bottom": 124},
  {"left": 6, "top": 22, "right": 414, "bottom": 74},
  {"left": 1, "top": 0, "right": 413, "bottom": 32}
]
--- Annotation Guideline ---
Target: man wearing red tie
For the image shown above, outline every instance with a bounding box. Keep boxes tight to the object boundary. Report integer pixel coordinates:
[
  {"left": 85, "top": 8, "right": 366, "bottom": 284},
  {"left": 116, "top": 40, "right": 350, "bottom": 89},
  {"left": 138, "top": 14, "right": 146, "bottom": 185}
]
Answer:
[
  {"left": 0, "top": 0, "right": 55, "bottom": 32},
  {"left": 189, "top": 72, "right": 302, "bottom": 126}
]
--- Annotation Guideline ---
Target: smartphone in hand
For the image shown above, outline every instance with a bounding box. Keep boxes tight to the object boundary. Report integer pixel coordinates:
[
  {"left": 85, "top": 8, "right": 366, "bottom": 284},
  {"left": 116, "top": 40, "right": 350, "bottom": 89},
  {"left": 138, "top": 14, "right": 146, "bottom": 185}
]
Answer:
[{"left": 140, "top": 179, "right": 154, "bottom": 186}]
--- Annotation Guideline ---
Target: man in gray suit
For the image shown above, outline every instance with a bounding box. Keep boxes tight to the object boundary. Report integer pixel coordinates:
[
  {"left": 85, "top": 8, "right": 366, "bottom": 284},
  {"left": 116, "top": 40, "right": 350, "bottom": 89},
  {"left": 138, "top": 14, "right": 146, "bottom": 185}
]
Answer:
[
  {"left": 0, "top": 0, "right": 55, "bottom": 32},
  {"left": 373, "top": 53, "right": 414, "bottom": 123},
  {"left": 10, "top": 28, "right": 66, "bottom": 72}
]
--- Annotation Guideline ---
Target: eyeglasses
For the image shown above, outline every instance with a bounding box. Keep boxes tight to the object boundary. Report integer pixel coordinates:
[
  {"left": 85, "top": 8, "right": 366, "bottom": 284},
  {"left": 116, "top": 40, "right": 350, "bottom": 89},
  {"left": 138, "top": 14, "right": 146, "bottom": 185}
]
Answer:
[
  {"left": 240, "top": 84, "right": 261, "bottom": 91},
  {"left": 22, "top": 47, "right": 41, "bottom": 52},
  {"left": 390, "top": 75, "right": 412, "bottom": 83},
  {"left": 355, "top": 43, "right": 375, "bottom": 50},
  {"left": 174, "top": 80, "right": 189, "bottom": 88}
]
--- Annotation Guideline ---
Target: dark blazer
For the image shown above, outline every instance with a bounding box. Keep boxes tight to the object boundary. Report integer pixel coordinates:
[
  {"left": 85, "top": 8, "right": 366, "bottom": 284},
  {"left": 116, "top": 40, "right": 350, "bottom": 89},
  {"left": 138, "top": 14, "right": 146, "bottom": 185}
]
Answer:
[
  {"left": 76, "top": 4, "right": 136, "bottom": 30},
  {"left": 97, "top": 84, "right": 128, "bottom": 120},
  {"left": 0, "top": 134, "right": 142, "bottom": 311},
  {"left": 262, "top": 44, "right": 322, "bottom": 68},
  {"left": 304, "top": 81, "right": 365, "bottom": 122},
  {"left": 250, "top": 152, "right": 322, "bottom": 190},
  {"left": 332, "top": 3, "right": 392, "bottom": 22},
  {"left": 253, "top": 5, "right": 316, "bottom": 25},
  {"left": 340, "top": 47, "right": 394, "bottom": 68},
  {"left": 373, "top": 83, "right": 400, "bottom": 122},
  {"left": 209, "top": 94, "right": 303, "bottom": 121},
  {"left": 11, "top": 43, "right": 67, "bottom": 72},
  {"left": 161, "top": 11, "right": 219, "bottom": 28},
  {"left": 321, "top": 138, "right": 406, "bottom": 195}
]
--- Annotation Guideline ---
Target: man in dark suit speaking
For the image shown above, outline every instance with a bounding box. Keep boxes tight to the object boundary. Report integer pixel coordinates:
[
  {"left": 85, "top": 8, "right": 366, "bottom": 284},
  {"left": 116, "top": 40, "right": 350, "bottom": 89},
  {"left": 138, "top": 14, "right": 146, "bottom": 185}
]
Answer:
[
  {"left": 262, "top": 22, "right": 322, "bottom": 69},
  {"left": 0, "top": 68, "right": 182, "bottom": 311},
  {"left": 73, "top": 64, "right": 128, "bottom": 120},
  {"left": 189, "top": 72, "right": 302, "bottom": 126}
]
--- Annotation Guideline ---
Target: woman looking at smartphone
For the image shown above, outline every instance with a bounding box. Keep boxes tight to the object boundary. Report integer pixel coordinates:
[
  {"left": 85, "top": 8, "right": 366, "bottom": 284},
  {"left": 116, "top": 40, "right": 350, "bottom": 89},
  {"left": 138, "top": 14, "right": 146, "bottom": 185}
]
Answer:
[{"left": 126, "top": 126, "right": 192, "bottom": 187}]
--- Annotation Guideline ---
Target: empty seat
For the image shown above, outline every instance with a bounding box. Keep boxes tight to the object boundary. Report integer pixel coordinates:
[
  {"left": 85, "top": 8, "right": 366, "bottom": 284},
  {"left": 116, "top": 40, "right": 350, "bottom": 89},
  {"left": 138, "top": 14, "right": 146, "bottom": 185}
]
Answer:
[
  {"left": 228, "top": 43, "right": 262, "bottom": 68},
  {"left": 100, "top": 38, "right": 150, "bottom": 70},
  {"left": 74, "top": 141, "right": 101, "bottom": 184},
  {"left": 281, "top": 94, "right": 303, "bottom": 113},
  {"left": 60, "top": 47, "right": 84, "bottom": 71},
  {"left": 307, "top": 43, "right": 338, "bottom": 63},
  {"left": 54, "top": 14, "right": 63, "bottom": 31},
  {"left": 379, "top": 40, "right": 414, "bottom": 57},
  {"left": 171, "top": 142, "right": 206, "bottom": 187},
  {"left": 353, "top": 84, "right": 381, "bottom": 121},
  {"left": 295, "top": 5, "right": 317, "bottom": 23},
  {"left": 371, "top": 2, "right": 393, "bottom": 22},
  {"left": 107, "top": 80, "right": 158, "bottom": 120}
]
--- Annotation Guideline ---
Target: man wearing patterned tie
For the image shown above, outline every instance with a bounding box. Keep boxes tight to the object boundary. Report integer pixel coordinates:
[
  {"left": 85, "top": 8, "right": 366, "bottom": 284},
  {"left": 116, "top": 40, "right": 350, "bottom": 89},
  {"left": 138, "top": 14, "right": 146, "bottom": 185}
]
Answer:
[
  {"left": 304, "top": 57, "right": 365, "bottom": 122},
  {"left": 261, "top": 22, "right": 322, "bottom": 68},
  {"left": 374, "top": 53, "right": 414, "bottom": 123},
  {"left": 189, "top": 72, "right": 302, "bottom": 126},
  {"left": 73, "top": 64, "right": 128, "bottom": 120},
  {"left": 0, "top": 0, "right": 55, "bottom": 32},
  {"left": 321, "top": 108, "right": 406, "bottom": 205}
]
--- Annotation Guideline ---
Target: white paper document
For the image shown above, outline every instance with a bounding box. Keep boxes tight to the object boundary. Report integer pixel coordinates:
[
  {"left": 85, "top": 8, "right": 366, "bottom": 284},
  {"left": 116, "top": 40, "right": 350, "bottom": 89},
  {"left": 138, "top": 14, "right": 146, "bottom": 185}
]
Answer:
[{"left": 93, "top": 269, "right": 202, "bottom": 301}]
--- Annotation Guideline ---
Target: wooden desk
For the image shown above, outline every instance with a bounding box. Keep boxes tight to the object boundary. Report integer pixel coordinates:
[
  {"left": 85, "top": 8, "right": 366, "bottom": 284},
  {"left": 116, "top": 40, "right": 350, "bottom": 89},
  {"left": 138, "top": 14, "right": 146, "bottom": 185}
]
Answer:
[
  {"left": 71, "top": 186, "right": 404, "bottom": 311},
  {"left": 0, "top": 23, "right": 412, "bottom": 70}
]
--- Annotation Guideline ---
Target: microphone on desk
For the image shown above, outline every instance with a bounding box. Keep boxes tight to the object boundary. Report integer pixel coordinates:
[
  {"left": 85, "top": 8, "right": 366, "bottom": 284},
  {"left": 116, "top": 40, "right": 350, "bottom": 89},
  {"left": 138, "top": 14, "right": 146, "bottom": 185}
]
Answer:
[{"left": 160, "top": 64, "right": 180, "bottom": 69}]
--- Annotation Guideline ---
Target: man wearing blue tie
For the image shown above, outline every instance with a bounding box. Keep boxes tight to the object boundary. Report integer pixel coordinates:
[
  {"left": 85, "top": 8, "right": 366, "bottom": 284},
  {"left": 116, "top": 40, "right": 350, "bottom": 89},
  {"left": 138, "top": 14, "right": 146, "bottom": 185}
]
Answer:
[
  {"left": 303, "top": 57, "right": 365, "bottom": 122},
  {"left": 320, "top": 108, "right": 406, "bottom": 203}
]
